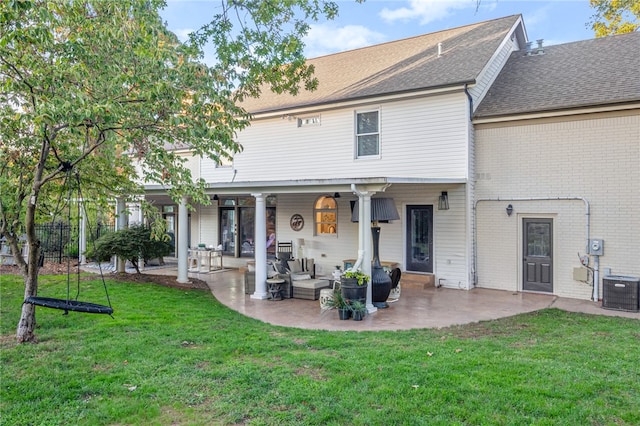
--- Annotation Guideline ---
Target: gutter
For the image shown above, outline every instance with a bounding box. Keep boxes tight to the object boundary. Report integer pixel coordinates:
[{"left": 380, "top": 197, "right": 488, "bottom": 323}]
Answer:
[{"left": 464, "top": 83, "right": 474, "bottom": 120}]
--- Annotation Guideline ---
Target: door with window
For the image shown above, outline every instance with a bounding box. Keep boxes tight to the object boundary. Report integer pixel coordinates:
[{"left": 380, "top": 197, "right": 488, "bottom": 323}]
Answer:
[
  {"left": 406, "top": 205, "right": 433, "bottom": 273},
  {"left": 218, "top": 196, "right": 276, "bottom": 258},
  {"left": 523, "top": 219, "right": 553, "bottom": 293}
]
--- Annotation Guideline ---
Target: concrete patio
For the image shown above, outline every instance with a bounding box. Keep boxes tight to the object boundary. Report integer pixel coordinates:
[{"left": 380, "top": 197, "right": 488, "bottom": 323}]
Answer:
[{"left": 141, "top": 264, "right": 640, "bottom": 331}]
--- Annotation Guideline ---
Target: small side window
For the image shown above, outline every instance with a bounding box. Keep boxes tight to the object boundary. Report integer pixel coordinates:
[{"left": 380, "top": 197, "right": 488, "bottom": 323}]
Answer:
[{"left": 314, "top": 195, "right": 337, "bottom": 235}]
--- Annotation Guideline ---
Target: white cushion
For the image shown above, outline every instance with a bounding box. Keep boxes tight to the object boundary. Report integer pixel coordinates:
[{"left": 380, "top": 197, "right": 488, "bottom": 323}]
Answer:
[
  {"left": 292, "top": 279, "right": 330, "bottom": 289},
  {"left": 291, "top": 273, "right": 312, "bottom": 281}
]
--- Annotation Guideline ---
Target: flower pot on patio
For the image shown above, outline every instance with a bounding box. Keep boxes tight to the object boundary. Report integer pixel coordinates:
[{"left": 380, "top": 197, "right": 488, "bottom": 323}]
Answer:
[
  {"left": 340, "top": 276, "right": 367, "bottom": 305},
  {"left": 338, "top": 307, "right": 351, "bottom": 320}
]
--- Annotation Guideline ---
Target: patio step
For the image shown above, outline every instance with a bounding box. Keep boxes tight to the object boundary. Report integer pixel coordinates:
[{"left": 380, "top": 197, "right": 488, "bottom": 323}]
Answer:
[{"left": 401, "top": 273, "right": 435, "bottom": 290}]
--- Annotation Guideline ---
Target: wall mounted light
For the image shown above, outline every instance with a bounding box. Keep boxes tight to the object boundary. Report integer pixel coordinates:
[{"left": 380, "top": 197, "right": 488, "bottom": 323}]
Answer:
[
  {"left": 212, "top": 194, "right": 219, "bottom": 201},
  {"left": 438, "top": 191, "right": 449, "bottom": 210},
  {"left": 334, "top": 192, "right": 341, "bottom": 198},
  {"left": 506, "top": 204, "right": 513, "bottom": 216}
]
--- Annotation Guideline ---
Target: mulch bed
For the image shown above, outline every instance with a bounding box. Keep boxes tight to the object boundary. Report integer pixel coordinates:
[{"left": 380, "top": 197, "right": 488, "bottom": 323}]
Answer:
[{"left": 0, "top": 262, "right": 211, "bottom": 291}]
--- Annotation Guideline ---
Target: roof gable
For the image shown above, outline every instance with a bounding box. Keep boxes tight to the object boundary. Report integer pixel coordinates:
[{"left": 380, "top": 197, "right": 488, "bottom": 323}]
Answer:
[
  {"left": 241, "top": 15, "right": 523, "bottom": 114},
  {"left": 475, "top": 31, "right": 640, "bottom": 118}
]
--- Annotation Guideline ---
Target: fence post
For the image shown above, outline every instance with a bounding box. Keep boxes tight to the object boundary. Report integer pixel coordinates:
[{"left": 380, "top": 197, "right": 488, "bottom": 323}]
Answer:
[{"left": 58, "top": 222, "right": 63, "bottom": 263}]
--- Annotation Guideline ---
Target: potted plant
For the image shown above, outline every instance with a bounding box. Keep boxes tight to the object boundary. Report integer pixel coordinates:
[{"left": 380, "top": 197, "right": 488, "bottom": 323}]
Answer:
[
  {"left": 340, "top": 269, "right": 369, "bottom": 305},
  {"left": 326, "top": 289, "right": 351, "bottom": 320},
  {"left": 350, "top": 300, "right": 367, "bottom": 321},
  {"left": 342, "top": 269, "right": 369, "bottom": 285}
]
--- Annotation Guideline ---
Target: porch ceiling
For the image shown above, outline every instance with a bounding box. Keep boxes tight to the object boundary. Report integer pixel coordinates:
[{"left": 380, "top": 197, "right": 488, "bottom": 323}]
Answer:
[{"left": 145, "top": 176, "right": 467, "bottom": 198}]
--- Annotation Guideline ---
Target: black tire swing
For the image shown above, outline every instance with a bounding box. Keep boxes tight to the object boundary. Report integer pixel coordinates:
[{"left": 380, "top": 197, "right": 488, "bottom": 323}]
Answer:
[{"left": 24, "top": 162, "right": 114, "bottom": 316}]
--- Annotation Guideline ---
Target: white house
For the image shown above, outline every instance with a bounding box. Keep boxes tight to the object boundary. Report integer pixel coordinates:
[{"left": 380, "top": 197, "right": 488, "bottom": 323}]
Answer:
[{"left": 143, "top": 15, "right": 640, "bottom": 306}]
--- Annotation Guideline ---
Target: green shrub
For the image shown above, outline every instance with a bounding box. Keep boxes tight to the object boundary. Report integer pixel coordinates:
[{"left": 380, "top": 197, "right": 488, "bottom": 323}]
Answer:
[{"left": 86, "top": 224, "right": 172, "bottom": 272}]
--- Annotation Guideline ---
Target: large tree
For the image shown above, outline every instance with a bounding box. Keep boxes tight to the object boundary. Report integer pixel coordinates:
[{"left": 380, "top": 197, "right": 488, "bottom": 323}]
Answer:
[
  {"left": 590, "top": 0, "right": 640, "bottom": 36},
  {"left": 0, "top": 0, "right": 339, "bottom": 343}
]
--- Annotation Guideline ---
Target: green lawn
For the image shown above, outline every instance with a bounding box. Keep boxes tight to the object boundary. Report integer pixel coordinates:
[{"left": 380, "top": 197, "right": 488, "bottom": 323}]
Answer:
[{"left": 1, "top": 274, "right": 639, "bottom": 425}]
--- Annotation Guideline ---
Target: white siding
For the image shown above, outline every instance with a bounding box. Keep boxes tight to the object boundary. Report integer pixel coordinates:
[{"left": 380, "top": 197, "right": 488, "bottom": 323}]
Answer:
[
  {"left": 199, "top": 92, "right": 470, "bottom": 183},
  {"left": 384, "top": 185, "right": 469, "bottom": 288},
  {"left": 475, "top": 112, "right": 640, "bottom": 300},
  {"left": 470, "top": 35, "right": 518, "bottom": 110}
]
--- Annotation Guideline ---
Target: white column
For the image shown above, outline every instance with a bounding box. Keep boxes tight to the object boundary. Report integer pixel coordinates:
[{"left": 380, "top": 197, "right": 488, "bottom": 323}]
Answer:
[
  {"left": 251, "top": 193, "right": 268, "bottom": 299},
  {"left": 177, "top": 196, "right": 189, "bottom": 283},
  {"left": 116, "top": 197, "right": 127, "bottom": 273},
  {"left": 361, "top": 192, "right": 376, "bottom": 313}
]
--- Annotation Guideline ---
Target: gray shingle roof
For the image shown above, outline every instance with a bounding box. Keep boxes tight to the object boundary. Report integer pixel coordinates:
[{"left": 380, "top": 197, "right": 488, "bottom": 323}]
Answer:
[
  {"left": 241, "top": 15, "right": 522, "bottom": 114},
  {"left": 475, "top": 31, "right": 640, "bottom": 118}
]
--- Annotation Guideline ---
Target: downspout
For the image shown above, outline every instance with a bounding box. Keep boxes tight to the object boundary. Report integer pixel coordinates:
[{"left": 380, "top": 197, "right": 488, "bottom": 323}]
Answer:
[
  {"left": 464, "top": 84, "right": 473, "bottom": 120},
  {"left": 472, "top": 197, "right": 590, "bottom": 293}
]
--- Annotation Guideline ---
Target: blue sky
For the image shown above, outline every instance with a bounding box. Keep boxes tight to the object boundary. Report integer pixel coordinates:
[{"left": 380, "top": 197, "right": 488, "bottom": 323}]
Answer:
[{"left": 160, "top": 0, "right": 596, "bottom": 60}]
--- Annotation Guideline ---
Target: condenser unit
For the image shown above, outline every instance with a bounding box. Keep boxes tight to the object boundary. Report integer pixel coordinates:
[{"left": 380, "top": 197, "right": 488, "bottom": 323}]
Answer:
[{"left": 602, "top": 275, "right": 640, "bottom": 312}]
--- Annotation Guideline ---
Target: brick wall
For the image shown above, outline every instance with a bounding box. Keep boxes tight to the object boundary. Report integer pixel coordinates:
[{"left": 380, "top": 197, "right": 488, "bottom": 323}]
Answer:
[{"left": 474, "top": 111, "right": 640, "bottom": 300}]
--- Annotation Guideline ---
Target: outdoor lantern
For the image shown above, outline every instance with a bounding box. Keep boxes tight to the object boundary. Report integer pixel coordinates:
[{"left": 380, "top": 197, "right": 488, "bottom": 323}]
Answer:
[
  {"left": 506, "top": 204, "right": 513, "bottom": 216},
  {"left": 438, "top": 191, "right": 449, "bottom": 210}
]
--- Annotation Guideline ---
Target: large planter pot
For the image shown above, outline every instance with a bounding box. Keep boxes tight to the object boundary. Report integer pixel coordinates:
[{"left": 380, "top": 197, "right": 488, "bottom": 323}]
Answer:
[
  {"left": 340, "top": 278, "right": 367, "bottom": 304},
  {"left": 352, "top": 310, "right": 364, "bottom": 321}
]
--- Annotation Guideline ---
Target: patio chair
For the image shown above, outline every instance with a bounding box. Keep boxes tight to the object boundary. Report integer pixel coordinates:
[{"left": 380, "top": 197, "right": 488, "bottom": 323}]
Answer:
[
  {"left": 388, "top": 268, "right": 402, "bottom": 301},
  {"left": 276, "top": 241, "right": 293, "bottom": 261}
]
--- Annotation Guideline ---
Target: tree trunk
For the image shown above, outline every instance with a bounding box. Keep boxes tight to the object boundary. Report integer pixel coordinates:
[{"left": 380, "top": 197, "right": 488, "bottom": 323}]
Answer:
[
  {"left": 17, "top": 159, "right": 45, "bottom": 343},
  {"left": 16, "top": 253, "right": 40, "bottom": 343},
  {"left": 16, "top": 297, "right": 37, "bottom": 344}
]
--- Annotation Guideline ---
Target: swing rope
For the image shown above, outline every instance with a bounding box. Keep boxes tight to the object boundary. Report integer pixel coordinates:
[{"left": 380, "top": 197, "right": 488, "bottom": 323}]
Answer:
[{"left": 24, "top": 163, "right": 113, "bottom": 316}]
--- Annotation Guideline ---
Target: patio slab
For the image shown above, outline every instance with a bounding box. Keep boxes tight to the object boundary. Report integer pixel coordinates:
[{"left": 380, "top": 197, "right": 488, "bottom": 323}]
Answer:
[{"left": 147, "top": 267, "right": 639, "bottom": 331}]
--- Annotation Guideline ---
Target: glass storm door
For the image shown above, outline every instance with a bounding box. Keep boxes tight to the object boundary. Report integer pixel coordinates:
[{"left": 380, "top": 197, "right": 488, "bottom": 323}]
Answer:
[
  {"left": 523, "top": 219, "right": 553, "bottom": 293},
  {"left": 406, "top": 205, "right": 433, "bottom": 273},
  {"left": 219, "top": 208, "right": 236, "bottom": 256},
  {"left": 239, "top": 207, "right": 255, "bottom": 257}
]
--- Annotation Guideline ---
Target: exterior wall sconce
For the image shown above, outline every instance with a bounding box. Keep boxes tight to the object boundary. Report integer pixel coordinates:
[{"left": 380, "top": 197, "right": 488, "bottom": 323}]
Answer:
[
  {"left": 212, "top": 194, "right": 219, "bottom": 201},
  {"left": 438, "top": 191, "right": 449, "bottom": 210},
  {"left": 334, "top": 192, "right": 341, "bottom": 198},
  {"left": 506, "top": 204, "right": 513, "bottom": 216}
]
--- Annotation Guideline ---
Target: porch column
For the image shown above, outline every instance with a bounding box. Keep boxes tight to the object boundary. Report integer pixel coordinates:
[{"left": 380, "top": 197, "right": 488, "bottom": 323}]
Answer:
[
  {"left": 361, "top": 192, "right": 376, "bottom": 313},
  {"left": 177, "top": 196, "right": 189, "bottom": 283},
  {"left": 115, "top": 197, "right": 127, "bottom": 273},
  {"left": 251, "top": 192, "right": 268, "bottom": 299}
]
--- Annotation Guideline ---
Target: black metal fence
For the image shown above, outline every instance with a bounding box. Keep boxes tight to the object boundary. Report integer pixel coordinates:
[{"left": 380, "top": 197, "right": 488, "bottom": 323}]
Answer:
[{"left": 35, "top": 221, "right": 114, "bottom": 264}]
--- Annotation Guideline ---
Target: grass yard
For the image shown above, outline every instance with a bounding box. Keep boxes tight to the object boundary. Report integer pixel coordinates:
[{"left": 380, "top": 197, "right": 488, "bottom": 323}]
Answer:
[{"left": 1, "top": 273, "right": 639, "bottom": 425}]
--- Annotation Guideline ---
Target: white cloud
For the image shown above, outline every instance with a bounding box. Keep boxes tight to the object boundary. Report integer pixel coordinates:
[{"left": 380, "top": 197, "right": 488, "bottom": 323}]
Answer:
[
  {"left": 379, "top": 0, "right": 488, "bottom": 25},
  {"left": 172, "top": 28, "right": 195, "bottom": 42},
  {"left": 303, "top": 24, "right": 387, "bottom": 58}
]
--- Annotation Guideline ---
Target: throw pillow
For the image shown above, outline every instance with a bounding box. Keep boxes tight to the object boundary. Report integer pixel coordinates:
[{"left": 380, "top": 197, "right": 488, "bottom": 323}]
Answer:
[{"left": 287, "top": 259, "right": 302, "bottom": 273}]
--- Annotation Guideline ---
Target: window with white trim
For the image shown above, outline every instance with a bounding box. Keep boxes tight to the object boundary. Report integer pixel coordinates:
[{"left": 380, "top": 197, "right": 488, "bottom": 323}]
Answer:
[{"left": 355, "top": 109, "right": 379, "bottom": 158}]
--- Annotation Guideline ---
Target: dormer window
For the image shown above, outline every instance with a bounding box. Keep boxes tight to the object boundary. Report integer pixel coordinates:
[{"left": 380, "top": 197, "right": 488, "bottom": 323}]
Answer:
[{"left": 355, "top": 109, "right": 380, "bottom": 158}]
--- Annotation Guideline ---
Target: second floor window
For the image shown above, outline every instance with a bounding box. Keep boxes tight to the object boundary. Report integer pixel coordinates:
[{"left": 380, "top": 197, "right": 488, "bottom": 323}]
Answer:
[{"left": 356, "top": 110, "right": 379, "bottom": 158}]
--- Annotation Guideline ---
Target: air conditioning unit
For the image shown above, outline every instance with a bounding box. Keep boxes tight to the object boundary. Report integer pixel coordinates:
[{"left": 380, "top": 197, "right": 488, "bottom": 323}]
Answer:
[{"left": 602, "top": 275, "right": 640, "bottom": 312}]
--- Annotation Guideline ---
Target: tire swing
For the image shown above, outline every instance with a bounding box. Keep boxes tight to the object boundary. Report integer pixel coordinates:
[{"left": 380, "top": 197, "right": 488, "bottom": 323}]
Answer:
[{"left": 24, "top": 162, "right": 114, "bottom": 316}]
